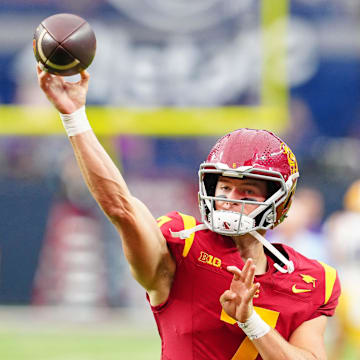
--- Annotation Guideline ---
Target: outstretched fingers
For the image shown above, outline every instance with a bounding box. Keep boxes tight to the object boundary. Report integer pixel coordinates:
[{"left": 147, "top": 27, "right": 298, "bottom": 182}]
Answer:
[
  {"left": 36, "top": 64, "right": 42, "bottom": 76},
  {"left": 37, "top": 64, "right": 50, "bottom": 84},
  {"left": 227, "top": 265, "right": 242, "bottom": 281},
  {"left": 79, "top": 70, "right": 90, "bottom": 89},
  {"left": 227, "top": 258, "right": 255, "bottom": 285},
  {"left": 245, "top": 282, "right": 260, "bottom": 303},
  {"left": 36, "top": 64, "right": 62, "bottom": 91},
  {"left": 244, "top": 263, "right": 256, "bottom": 288},
  {"left": 222, "top": 260, "right": 260, "bottom": 321}
]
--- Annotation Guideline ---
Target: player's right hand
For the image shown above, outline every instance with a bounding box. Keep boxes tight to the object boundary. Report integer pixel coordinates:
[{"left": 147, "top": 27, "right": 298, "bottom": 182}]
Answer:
[{"left": 36, "top": 64, "right": 89, "bottom": 114}]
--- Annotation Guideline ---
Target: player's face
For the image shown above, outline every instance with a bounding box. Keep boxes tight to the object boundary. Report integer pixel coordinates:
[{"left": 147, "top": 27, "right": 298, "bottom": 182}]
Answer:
[{"left": 215, "top": 176, "right": 267, "bottom": 215}]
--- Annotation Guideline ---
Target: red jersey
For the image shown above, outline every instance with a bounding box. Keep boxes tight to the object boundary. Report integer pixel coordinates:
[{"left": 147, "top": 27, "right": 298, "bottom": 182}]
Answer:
[{"left": 148, "top": 212, "right": 341, "bottom": 360}]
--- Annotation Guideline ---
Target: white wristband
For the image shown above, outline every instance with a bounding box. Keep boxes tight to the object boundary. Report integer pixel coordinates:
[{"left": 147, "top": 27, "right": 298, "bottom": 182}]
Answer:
[
  {"left": 237, "top": 311, "right": 271, "bottom": 340},
  {"left": 59, "top": 106, "right": 92, "bottom": 137}
]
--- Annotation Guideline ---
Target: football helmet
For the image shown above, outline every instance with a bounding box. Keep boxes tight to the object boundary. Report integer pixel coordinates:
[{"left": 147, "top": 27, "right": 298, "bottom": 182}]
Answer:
[{"left": 197, "top": 128, "right": 299, "bottom": 273}]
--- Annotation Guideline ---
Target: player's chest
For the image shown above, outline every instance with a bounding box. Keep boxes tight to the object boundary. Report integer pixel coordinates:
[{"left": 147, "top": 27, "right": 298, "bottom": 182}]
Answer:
[{"left": 180, "top": 238, "right": 319, "bottom": 335}]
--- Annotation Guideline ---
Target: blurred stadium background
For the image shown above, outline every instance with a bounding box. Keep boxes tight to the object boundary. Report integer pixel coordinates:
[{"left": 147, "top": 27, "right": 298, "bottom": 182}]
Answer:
[{"left": 0, "top": 0, "right": 360, "bottom": 359}]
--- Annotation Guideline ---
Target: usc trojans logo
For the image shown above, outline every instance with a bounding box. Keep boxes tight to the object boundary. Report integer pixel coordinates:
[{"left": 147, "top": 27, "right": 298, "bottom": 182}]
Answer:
[
  {"left": 281, "top": 143, "right": 298, "bottom": 175},
  {"left": 300, "top": 274, "right": 317, "bottom": 288}
]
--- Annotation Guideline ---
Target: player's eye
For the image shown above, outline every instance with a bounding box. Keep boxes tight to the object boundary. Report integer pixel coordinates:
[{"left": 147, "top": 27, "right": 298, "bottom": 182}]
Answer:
[
  {"left": 241, "top": 197, "right": 257, "bottom": 202},
  {"left": 242, "top": 188, "right": 257, "bottom": 195}
]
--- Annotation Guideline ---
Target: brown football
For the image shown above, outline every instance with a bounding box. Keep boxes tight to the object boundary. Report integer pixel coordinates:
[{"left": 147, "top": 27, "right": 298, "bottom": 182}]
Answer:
[{"left": 33, "top": 13, "right": 96, "bottom": 76}]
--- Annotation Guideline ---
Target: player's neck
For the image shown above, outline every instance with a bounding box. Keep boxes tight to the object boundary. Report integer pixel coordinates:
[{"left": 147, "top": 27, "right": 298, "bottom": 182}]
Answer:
[{"left": 232, "top": 233, "right": 268, "bottom": 275}]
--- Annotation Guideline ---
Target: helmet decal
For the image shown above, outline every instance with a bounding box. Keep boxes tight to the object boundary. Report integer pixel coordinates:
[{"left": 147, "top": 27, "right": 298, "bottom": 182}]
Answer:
[{"left": 281, "top": 143, "right": 298, "bottom": 176}]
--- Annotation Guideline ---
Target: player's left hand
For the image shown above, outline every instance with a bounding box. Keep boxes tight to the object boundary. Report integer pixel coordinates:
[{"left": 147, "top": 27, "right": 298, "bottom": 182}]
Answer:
[{"left": 219, "top": 258, "right": 260, "bottom": 323}]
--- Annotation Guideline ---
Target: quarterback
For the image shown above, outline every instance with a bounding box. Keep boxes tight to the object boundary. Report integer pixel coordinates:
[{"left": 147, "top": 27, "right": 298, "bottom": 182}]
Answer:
[{"left": 37, "top": 67, "right": 340, "bottom": 360}]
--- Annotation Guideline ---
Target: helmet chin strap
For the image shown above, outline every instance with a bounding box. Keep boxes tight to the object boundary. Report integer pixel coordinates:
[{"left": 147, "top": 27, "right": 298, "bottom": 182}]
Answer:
[
  {"left": 170, "top": 226, "right": 295, "bottom": 274},
  {"left": 250, "top": 231, "right": 294, "bottom": 274}
]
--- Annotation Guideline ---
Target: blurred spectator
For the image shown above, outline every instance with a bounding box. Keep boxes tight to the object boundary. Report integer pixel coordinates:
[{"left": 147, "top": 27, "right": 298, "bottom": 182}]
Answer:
[
  {"left": 32, "top": 152, "right": 129, "bottom": 308},
  {"left": 269, "top": 186, "right": 329, "bottom": 262},
  {"left": 323, "top": 179, "right": 360, "bottom": 360}
]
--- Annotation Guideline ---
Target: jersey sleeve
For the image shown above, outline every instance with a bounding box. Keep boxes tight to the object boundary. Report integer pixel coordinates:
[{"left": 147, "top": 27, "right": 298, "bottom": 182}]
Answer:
[
  {"left": 157, "top": 211, "right": 198, "bottom": 264},
  {"left": 311, "top": 261, "right": 341, "bottom": 319}
]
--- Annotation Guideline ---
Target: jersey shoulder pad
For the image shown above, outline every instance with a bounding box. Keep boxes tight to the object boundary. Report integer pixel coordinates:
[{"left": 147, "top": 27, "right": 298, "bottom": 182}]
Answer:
[
  {"left": 157, "top": 211, "right": 201, "bottom": 258},
  {"left": 156, "top": 211, "right": 200, "bottom": 239}
]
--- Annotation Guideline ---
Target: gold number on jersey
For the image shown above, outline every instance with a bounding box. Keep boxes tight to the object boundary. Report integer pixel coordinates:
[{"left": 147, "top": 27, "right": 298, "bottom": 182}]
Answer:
[{"left": 220, "top": 307, "right": 280, "bottom": 360}]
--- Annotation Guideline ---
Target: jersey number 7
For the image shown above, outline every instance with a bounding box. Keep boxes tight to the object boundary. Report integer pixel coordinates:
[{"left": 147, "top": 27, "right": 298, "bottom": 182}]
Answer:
[{"left": 221, "top": 307, "right": 280, "bottom": 360}]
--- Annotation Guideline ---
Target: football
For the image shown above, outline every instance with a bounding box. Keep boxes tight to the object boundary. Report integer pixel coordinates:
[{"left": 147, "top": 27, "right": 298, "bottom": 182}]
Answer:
[{"left": 33, "top": 13, "right": 96, "bottom": 76}]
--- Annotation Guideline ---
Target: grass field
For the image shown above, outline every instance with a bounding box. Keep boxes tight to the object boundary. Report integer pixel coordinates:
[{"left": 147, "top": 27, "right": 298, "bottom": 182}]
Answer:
[
  {"left": 0, "top": 306, "right": 161, "bottom": 360},
  {"left": 1, "top": 327, "right": 358, "bottom": 360},
  {"left": 0, "top": 329, "right": 160, "bottom": 360}
]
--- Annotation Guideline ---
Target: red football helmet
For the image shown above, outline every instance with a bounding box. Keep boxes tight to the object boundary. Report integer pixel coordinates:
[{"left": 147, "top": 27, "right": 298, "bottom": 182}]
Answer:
[{"left": 198, "top": 128, "right": 299, "bottom": 236}]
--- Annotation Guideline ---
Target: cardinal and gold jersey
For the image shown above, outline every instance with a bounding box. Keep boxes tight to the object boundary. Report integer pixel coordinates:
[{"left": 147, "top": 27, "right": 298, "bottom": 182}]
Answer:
[{"left": 148, "top": 212, "right": 341, "bottom": 360}]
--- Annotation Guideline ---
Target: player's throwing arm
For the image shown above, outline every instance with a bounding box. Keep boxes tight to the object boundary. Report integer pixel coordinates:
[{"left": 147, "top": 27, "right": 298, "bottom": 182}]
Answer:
[{"left": 35, "top": 14, "right": 176, "bottom": 309}]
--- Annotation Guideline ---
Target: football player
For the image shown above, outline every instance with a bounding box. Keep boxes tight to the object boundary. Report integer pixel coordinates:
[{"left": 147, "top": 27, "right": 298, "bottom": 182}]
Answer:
[{"left": 37, "top": 66, "right": 340, "bottom": 360}]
